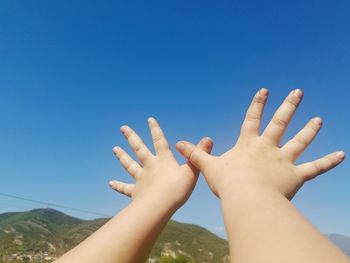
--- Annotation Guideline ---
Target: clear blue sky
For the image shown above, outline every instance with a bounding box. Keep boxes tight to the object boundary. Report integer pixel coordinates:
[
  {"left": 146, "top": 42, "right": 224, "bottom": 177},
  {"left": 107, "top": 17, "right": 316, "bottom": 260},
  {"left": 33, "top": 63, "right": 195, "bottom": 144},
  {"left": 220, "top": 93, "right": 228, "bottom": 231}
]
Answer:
[{"left": 0, "top": 0, "right": 349, "bottom": 237}]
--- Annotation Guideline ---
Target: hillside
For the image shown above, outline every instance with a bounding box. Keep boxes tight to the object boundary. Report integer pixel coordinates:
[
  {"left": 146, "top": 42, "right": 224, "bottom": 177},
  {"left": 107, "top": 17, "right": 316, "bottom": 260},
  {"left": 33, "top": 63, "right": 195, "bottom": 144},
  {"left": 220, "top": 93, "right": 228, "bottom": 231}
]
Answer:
[
  {"left": 151, "top": 220, "right": 229, "bottom": 262},
  {"left": 326, "top": 234, "right": 350, "bottom": 257},
  {"left": 1, "top": 208, "right": 349, "bottom": 262},
  {"left": 0, "top": 209, "right": 229, "bottom": 262}
]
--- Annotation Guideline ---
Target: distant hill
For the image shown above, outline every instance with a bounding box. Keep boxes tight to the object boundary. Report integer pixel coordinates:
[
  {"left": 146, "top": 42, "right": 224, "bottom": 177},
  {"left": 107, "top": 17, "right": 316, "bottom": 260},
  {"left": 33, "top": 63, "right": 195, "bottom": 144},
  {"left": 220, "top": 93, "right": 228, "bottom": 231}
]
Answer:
[
  {"left": 150, "top": 220, "right": 229, "bottom": 262},
  {"left": 0, "top": 209, "right": 229, "bottom": 262},
  {"left": 326, "top": 234, "right": 350, "bottom": 257},
  {"left": 1, "top": 208, "right": 349, "bottom": 262}
]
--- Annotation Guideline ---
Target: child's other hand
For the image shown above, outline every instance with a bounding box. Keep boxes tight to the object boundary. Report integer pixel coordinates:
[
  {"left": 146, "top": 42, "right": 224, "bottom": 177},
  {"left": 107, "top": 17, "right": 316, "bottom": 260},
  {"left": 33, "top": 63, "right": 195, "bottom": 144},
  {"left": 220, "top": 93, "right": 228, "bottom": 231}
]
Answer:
[
  {"left": 109, "top": 117, "right": 213, "bottom": 210},
  {"left": 176, "top": 89, "right": 345, "bottom": 200}
]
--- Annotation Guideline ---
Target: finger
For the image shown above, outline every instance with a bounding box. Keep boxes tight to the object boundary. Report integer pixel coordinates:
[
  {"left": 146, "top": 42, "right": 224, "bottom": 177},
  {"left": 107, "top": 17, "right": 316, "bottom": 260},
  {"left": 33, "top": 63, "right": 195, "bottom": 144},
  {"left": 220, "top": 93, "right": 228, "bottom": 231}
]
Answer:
[
  {"left": 296, "top": 151, "right": 345, "bottom": 181},
  {"left": 282, "top": 117, "right": 323, "bottom": 161},
  {"left": 185, "top": 137, "right": 214, "bottom": 174},
  {"left": 109, "top": 180, "right": 135, "bottom": 198},
  {"left": 262, "top": 89, "right": 303, "bottom": 145},
  {"left": 176, "top": 140, "right": 212, "bottom": 170},
  {"left": 120, "top": 125, "right": 153, "bottom": 164},
  {"left": 113, "top": 146, "right": 142, "bottom": 178},
  {"left": 198, "top": 137, "right": 214, "bottom": 154},
  {"left": 241, "top": 88, "right": 269, "bottom": 136},
  {"left": 148, "top": 117, "right": 171, "bottom": 156}
]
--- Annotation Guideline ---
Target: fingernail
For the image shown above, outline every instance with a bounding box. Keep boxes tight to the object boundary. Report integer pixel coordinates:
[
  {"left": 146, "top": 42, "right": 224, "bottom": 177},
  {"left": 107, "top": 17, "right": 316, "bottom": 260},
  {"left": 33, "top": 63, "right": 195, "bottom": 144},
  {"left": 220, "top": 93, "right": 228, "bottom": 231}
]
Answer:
[
  {"left": 203, "top": 137, "right": 212, "bottom": 143},
  {"left": 113, "top": 146, "right": 120, "bottom": 153},
  {"left": 148, "top": 117, "right": 155, "bottom": 123},
  {"left": 259, "top": 88, "right": 269, "bottom": 96},
  {"left": 177, "top": 142, "right": 186, "bottom": 151},
  {"left": 336, "top": 151, "right": 346, "bottom": 161},
  {"left": 293, "top": 89, "right": 303, "bottom": 99},
  {"left": 313, "top": 117, "right": 323, "bottom": 125},
  {"left": 120, "top": 125, "right": 128, "bottom": 134},
  {"left": 109, "top": 181, "right": 115, "bottom": 187}
]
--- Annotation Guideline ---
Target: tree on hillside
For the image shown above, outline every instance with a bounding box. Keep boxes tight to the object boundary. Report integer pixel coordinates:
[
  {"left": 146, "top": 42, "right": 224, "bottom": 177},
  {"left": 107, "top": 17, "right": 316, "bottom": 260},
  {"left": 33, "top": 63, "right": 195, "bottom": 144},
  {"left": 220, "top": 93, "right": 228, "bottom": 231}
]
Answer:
[{"left": 160, "top": 255, "right": 193, "bottom": 263}]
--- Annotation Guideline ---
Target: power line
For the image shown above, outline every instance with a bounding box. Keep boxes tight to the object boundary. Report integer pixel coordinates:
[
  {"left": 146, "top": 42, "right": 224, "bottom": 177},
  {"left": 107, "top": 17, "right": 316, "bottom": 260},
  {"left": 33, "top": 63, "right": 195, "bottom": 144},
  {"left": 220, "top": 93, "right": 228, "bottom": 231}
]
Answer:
[{"left": 0, "top": 192, "right": 111, "bottom": 217}]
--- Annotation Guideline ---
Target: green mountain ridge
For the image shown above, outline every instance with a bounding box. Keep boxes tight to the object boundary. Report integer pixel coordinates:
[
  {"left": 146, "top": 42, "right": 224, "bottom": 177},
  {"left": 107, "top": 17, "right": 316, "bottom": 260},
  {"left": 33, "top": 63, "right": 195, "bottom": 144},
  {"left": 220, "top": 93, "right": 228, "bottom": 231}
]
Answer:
[
  {"left": 0, "top": 208, "right": 229, "bottom": 263},
  {"left": 1, "top": 208, "right": 349, "bottom": 262}
]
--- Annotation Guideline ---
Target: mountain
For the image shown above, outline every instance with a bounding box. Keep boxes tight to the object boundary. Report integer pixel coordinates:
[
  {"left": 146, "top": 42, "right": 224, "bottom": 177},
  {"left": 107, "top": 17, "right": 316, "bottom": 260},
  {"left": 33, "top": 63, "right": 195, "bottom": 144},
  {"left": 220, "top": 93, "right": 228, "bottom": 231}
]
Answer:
[
  {"left": 1, "top": 209, "right": 349, "bottom": 263},
  {"left": 326, "top": 234, "right": 350, "bottom": 257},
  {"left": 150, "top": 220, "right": 229, "bottom": 262},
  {"left": 0, "top": 209, "right": 229, "bottom": 262}
]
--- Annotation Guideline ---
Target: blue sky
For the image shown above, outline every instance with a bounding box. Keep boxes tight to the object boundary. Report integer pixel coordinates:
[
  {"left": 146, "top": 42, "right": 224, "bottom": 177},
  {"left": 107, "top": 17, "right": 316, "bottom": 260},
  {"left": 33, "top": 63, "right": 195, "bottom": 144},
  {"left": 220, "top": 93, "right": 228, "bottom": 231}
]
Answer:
[{"left": 0, "top": 0, "right": 349, "bottom": 237}]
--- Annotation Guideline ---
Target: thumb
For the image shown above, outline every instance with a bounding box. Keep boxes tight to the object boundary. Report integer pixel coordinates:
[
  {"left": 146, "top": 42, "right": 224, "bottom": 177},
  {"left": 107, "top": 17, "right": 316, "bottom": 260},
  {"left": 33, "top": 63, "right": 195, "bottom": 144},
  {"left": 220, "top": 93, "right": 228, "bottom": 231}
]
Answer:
[
  {"left": 176, "top": 140, "right": 212, "bottom": 170},
  {"left": 197, "top": 137, "right": 214, "bottom": 154}
]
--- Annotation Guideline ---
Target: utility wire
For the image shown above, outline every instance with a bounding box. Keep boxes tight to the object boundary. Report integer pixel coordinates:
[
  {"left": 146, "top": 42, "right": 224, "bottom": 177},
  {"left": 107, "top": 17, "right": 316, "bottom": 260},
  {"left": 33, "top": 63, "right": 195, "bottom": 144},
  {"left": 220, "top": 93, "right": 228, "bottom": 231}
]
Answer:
[{"left": 0, "top": 192, "right": 111, "bottom": 217}]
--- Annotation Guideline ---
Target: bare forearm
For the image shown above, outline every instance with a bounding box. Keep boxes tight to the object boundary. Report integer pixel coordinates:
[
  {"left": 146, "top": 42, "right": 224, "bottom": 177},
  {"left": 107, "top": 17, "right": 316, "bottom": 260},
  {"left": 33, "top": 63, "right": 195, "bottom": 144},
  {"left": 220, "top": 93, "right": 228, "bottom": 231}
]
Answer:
[
  {"left": 55, "top": 119, "right": 212, "bottom": 263},
  {"left": 221, "top": 183, "right": 349, "bottom": 263},
  {"left": 55, "top": 197, "right": 176, "bottom": 263},
  {"left": 177, "top": 90, "right": 348, "bottom": 262}
]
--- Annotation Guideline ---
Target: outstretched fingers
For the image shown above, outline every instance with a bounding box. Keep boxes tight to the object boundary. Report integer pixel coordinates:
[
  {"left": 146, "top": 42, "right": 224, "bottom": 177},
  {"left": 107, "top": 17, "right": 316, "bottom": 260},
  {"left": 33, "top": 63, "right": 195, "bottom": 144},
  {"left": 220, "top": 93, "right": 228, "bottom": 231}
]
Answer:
[
  {"left": 241, "top": 88, "right": 269, "bottom": 136},
  {"left": 176, "top": 140, "right": 212, "bottom": 170},
  {"left": 296, "top": 151, "right": 346, "bottom": 181},
  {"left": 109, "top": 180, "right": 135, "bottom": 197},
  {"left": 262, "top": 89, "right": 303, "bottom": 145},
  {"left": 120, "top": 125, "right": 153, "bottom": 164},
  {"left": 282, "top": 117, "right": 323, "bottom": 161},
  {"left": 113, "top": 146, "right": 142, "bottom": 178},
  {"left": 148, "top": 117, "right": 171, "bottom": 156}
]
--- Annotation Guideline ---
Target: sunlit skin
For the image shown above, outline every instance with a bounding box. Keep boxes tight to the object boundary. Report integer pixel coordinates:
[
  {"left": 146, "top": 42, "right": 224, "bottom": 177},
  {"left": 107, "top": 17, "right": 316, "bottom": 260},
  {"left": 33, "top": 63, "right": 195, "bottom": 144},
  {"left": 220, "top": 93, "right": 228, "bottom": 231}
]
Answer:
[
  {"left": 55, "top": 90, "right": 348, "bottom": 263},
  {"left": 55, "top": 118, "right": 213, "bottom": 263},
  {"left": 109, "top": 118, "right": 213, "bottom": 209},
  {"left": 176, "top": 89, "right": 349, "bottom": 263}
]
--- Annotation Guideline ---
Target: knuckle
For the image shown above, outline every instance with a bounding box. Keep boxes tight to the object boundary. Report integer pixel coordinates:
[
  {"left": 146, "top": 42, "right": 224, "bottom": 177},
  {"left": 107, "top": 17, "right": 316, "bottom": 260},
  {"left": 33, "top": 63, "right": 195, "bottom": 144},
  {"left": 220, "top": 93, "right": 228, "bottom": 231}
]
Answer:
[
  {"left": 127, "top": 162, "right": 136, "bottom": 174},
  {"left": 313, "top": 162, "right": 322, "bottom": 174},
  {"left": 254, "top": 95, "right": 266, "bottom": 104},
  {"left": 188, "top": 149, "right": 196, "bottom": 162},
  {"left": 141, "top": 153, "right": 151, "bottom": 162},
  {"left": 306, "top": 121, "right": 319, "bottom": 132},
  {"left": 287, "top": 96, "right": 300, "bottom": 108},
  {"left": 245, "top": 113, "right": 260, "bottom": 122},
  {"left": 306, "top": 126, "right": 318, "bottom": 135},
  {"left": 133, "top": 143, "right": 143, "bottom": 153},
  {"left": 293, "top": 138, "right": 308, "bottom": 148},
  {"left": 272, "top": 117, "right": 288, "bottom": 128},
  {"left": 152, "top": 134, "right": 163, "bottom": 144}
]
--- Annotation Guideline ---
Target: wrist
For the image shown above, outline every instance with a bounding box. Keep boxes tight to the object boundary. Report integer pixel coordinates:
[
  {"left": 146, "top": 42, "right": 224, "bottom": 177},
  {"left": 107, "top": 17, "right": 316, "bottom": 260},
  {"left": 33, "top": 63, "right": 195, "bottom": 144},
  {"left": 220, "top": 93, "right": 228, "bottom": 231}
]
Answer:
[
  {"left": 132, "top": 193, "right": 180, "bottom": 216},
  {"left": 219, "top": 182, "right": 289, "bottom": 229},
  {"left": 219, "top": 179, "right": 284, "bottom": 202}
]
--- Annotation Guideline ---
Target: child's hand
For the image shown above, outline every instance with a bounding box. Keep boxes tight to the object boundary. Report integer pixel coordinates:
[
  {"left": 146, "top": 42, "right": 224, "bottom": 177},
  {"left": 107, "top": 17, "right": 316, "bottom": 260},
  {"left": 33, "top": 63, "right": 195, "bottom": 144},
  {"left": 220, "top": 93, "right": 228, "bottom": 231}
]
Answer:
[
  {"left": 176, "top": 89, "right": 345, "bottom": 200},
  {"left": 109, "top": 117, "right": 213, "bottom": 210},
  {"left": 58, "top": 118, "right": 212, "bottom": 263}
]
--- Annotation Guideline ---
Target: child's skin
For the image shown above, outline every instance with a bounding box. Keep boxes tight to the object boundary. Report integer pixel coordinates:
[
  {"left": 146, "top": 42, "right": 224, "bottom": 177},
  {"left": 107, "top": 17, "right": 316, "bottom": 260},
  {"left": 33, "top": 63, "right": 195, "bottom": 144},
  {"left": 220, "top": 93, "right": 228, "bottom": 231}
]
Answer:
[
  {"left": 176, "top": 89, "right": 349, "bottom": 263},
  {"left": 54, "top": 118, "right": 213, "bottom": 263}
]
